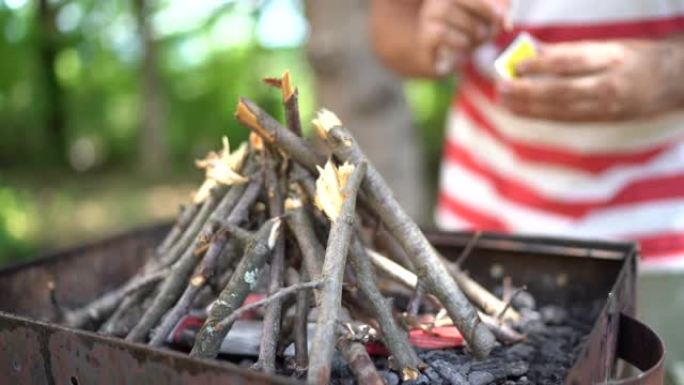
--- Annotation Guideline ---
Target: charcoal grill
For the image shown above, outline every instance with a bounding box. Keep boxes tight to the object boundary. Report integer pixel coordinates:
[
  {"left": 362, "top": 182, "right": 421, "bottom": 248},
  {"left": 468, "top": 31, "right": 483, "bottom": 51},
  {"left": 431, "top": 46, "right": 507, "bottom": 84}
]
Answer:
[{"left": 0, "top": 224, "right": 664, "bottom": 385}]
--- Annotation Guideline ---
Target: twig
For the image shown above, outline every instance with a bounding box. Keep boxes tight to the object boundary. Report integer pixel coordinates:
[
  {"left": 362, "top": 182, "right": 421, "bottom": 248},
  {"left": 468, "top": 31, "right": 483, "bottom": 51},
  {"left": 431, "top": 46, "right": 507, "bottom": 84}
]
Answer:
[
  {"left": 155, "top": 202, "right": 200, "bottom": 257},
  {"left": 255, "top": 148, "right": 287, "bottom": 373},
  {"left": 445, "top": 263, "right": 520, "bottom": 322},
  {"left": 236, "top": 98, "right": 324, "bottom": 175},
  {"left": 455, "top": 231, "right": 481, "bottom": 267},
  {"left": 366, "top": 248, "right": 417, "bottom": 289},
  {"left": 497, "top": 285, "right": 527, "bottom": 321},
  {"left": 290, "top": 267, "right": 309, "bottom": 377},
  {"left": 264, "top": 71, "right": 302, "bottom": 136},
  {"left": 373, "top": 224, "right": 414, "bottom": 270},
  {"left": 64, "top": 269, "right": 167, "bottom": 329},
  {"left": 315, "top": 113, "right": 495, "bottom": 358},
  {"left": 153, "top": 183, "right": 225, "bottom": 271},
  {"left": 48, "top": 281, "right": 65, "bottom": 323},
  {"left": 406, "top": 282, "right": 426, "bottom": 317},
  {"left": 216, "top": 279, "right": 322, "bottom": 332},
  {"left": 284, "top": 198, "right": 324, "bottom": 279},
  {"left": 286, "top": 197, "right": 382, "bottom": 385},
  {"left": 337, "top": 335, "right": 386, "bottom": 385},
  {"left": 149, "top": 174, "right": 263, "bottom": 346},
  {"left": 348, "top": 235, "right": 422, "bottom": 379},
  {"left": 307, "top": 161, "right": 367, "bottom": 385},
  {"left": 190, "top": 218, "right": 282, "bottom": 358},
  {"left": 98, "top": 286, "right": 153, "bottom": 336},
  {"left": 479, "top": 312, "right": 526, "bottom": 345},
  {"left": 127, "top": 165, "right": 260, "bottom": 343}
]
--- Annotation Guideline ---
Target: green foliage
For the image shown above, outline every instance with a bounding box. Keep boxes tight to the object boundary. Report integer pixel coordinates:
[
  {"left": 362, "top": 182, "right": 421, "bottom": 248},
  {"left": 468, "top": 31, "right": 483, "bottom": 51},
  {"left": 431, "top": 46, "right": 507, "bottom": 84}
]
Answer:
[
  {"left": 404, "top": 77, "right": 456, "bottom": 186},
  {"left": 0, "top": 186, "right": 35, "bottom": 264},
  {"left": 0, "top": 0, "right": 449, "bottom": 264}
]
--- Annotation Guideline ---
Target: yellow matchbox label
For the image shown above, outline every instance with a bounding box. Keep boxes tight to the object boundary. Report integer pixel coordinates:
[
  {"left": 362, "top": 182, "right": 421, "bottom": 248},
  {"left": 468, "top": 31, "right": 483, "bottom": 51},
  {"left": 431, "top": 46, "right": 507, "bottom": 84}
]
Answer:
[{"left": 494, "top": 32, "right": 538, "bottom": 80}]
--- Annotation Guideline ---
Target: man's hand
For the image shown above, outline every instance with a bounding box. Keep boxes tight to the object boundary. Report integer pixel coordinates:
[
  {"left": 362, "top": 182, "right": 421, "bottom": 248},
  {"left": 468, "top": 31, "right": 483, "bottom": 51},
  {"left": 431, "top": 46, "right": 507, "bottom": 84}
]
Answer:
[
  {"left": 418, "top": 0, "right": 505, "bottom": 75},
  {"left": 497, "top": 39, "right": 684, "bottom": 121}
]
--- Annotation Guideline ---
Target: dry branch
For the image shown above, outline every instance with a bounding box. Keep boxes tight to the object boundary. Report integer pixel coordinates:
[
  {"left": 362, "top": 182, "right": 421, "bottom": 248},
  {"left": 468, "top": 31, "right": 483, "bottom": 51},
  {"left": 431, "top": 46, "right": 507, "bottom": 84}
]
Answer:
[
  {"left": 64, "top": 269, "right": 167, "bottom": 329},
  {"left": 155, "top": 202, "right": 200, "bottom": 257},
  {"left": 149, "top": 174, "right": 263, "bottom": 346},
  {"left": 127, "top": 163, "right": 258, "bottom": 343},
  {"left": 255, "top": 148, "right": 287, "bottom": 373},
  {"left": 348, "top": 235, "right": 422, "bottom": 379},
  {"left": 307, "top": 161, "right": 367, "bottom": 385},
  {"left": 264, "top": 71, "right": 302, "bottom": 136},
  {"left": 445, "top": 263, "right": 520, "bottom": 322},
  {"left": 190, "top": 217, "right": 281, "bottom": 358},
  {"left": 291, "top": 267, "right": 309, "bottom": 377},
  {"left": 236, "top": 98, "right": 324, "bottom": 174},
  {"left": 215, "top": 279, "right": 322, "bottom": 332},
  {"left": 315, "top": 114, "right": 495, "bottom": 358},
  {"left": 284, "top": 198, "right": 324, "bottom": 279}
]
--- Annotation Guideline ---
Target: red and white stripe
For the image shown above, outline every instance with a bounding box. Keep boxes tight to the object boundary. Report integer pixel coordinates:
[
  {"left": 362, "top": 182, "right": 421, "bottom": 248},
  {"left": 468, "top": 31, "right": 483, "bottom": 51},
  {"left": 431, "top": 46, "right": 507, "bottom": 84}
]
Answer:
[{"left": 436, "top": 1, "right": 684, "bottom": 271}]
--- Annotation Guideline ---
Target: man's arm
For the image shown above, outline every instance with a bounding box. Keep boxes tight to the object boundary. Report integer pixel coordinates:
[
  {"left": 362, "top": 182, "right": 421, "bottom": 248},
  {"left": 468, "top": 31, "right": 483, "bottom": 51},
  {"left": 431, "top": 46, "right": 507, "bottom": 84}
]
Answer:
[
  {"left": 370, "top": 0, "right": 430, "bottom": 77},
  {"left": 370, "top": 0, "right": 504, "bottom": 78}
]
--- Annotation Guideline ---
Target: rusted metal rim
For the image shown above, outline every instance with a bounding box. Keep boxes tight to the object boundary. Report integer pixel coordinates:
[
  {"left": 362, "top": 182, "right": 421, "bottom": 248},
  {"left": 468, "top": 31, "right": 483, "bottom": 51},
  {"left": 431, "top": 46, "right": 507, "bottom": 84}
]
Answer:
[{"left": 606, "top": 313, "right": 665, "bottom": 385}]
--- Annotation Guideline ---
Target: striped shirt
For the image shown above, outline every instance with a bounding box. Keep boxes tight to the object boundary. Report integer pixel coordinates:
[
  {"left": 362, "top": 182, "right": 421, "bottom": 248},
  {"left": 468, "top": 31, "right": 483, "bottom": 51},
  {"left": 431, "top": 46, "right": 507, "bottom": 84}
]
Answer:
[{"left": 435, "top": 0, "right": 684, "bottom": 271}]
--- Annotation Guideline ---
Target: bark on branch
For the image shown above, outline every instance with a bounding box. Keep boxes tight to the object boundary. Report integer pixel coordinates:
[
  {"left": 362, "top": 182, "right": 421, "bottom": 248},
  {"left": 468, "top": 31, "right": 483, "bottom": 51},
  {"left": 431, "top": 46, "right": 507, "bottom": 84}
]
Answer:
[
  {"left": 307, "top": 161, "right": 367, "bottom": 385},
  {"left": 316, "top": 118, "right": 495, "bottom": 358},
  {"left": 190, "top": 217, "right": 282, "bottom": 358}
]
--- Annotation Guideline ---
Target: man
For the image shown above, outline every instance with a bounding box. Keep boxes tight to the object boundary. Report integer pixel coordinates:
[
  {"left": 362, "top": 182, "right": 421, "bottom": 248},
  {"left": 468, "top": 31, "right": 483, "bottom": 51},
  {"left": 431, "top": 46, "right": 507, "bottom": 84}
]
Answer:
[{"left": 370, "top": 0, "right": 684, "bottom": 375}]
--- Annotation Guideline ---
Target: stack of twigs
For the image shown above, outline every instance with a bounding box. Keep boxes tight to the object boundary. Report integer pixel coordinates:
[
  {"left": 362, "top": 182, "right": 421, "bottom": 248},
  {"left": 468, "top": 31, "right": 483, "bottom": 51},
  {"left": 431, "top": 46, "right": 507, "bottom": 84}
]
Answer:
[{"left": 53, "top": 72, "right": 525, "bottom": 385}]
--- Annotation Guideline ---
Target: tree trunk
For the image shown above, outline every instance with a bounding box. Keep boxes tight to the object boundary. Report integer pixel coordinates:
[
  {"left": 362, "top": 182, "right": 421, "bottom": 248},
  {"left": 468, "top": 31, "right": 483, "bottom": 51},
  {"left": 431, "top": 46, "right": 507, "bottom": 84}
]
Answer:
[
  {"left": 36, "top": 0, "right": 66, "bottom": 165},
  {"left": 134, "top": 0, "right": 168, "bottom": 175},
  {"left": 305, "top": 0, "right": 427, "bottom": 222}
]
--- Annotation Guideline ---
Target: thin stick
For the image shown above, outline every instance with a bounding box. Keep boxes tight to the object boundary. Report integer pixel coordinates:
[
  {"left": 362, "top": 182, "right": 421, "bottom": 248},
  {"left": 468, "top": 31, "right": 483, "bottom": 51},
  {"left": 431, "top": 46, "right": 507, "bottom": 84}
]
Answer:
[
  {"left": 264, "top": 71, "right": 302, "bottom": 136},
  {"left": 155, "top": 202, "right": 200, "bottom": 257},
  {"left": 446, "top": 263, "right": 520, "bottom": 322},
  {"left": 348, "top": 235, "right": 422, "bottom": 379},
  {"left": 149, "top": 175, "right": 263, "bottom": 346},
  {"left": 307, "top": 162, "right": 367, "bottom": 385},
  {"left": 369, "top": 247, "right": 519, "bottom": 323},
  {"left": 316, "top": 116, "right": 495, "bottom": 358},
  {"left": 255, "top": 148, "right": 287, "bottom": 373},
  {"left": 284, "top": 198, "right": 324, "bottom": 279},
  {"left": 64, "top": 269, "right": 167, "bottom": 329},
  {"left": 216, "top": 279, "right": 322, "bottom": 332},
  {"left": 127, "top": 165, "right": 259, "bottom": 343},
  {"left": 373, "top": 224, "right": 414, "bottom": 270},
  {"left": 236, "top": 98, "right": 324, "bottom": 175},
  {"left": 287, "top": 196, "right": 382, "bottom": 385},
  {"left": 291, "top": 267, "right": 309, "bottom": 377},
  {"left": 455, "top": 231, "right": 481, "bottom": 267},
  {"left": 154, "top": 184, "right": 225, "bottom": 271},
  {"left": 497, "top": 285, "right": 527, "bottom": 321},
  {"left": 337, "top": 337, "right": 386, "bottom": 385},
  {"left": 366, "top": 248, "right": 417, "bottom": 289},
  {"left": 406, "top": 282, "right": 426, "bottom": 317},
  {"left": 190, "top": 218, "right": 282, "bottom": 358}
]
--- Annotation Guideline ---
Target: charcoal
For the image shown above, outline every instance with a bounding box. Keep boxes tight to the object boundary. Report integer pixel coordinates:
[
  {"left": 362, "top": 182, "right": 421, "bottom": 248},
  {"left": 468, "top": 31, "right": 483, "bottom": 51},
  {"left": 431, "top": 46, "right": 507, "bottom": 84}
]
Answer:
[
  {"left": 380, "top": 370, "right": 400, "bottom": 385},
  {"left": 540, "top": 306, "right": 568, "bottom": 325},
  {"left": 504, "top": 344, "right": 535, "bottom": 361},
  {"left": 419, "top": 350, "right": 466, "bottom": 365},
  {"left": 468, "top": 371, "right": 495, "bottom": 385},
  {"left": 505, "top": 361, "right": 528, "bottom": 377},
  {"left": 431, "top": 359, "right": 469, "bottom": 385},
  {"left": 423, "top": 367, "right": 448, "bottom": 385},
  {"left": 511, "top": 291, "right": 536, "bottom": 310}
]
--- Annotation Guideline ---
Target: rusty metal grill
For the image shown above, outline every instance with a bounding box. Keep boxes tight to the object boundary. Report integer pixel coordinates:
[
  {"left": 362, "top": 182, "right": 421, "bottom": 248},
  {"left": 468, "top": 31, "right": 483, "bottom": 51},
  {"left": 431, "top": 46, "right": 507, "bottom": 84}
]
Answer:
[{"left": 0, "top": 225, "right": 664, "bottom": 385}]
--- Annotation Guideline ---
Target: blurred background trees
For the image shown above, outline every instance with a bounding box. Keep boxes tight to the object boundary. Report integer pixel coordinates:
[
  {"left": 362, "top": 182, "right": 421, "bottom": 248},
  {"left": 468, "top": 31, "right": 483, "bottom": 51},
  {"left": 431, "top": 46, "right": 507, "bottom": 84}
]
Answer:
[{"left": 0, "top": 0, "right": 455, "bottom": 264}]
